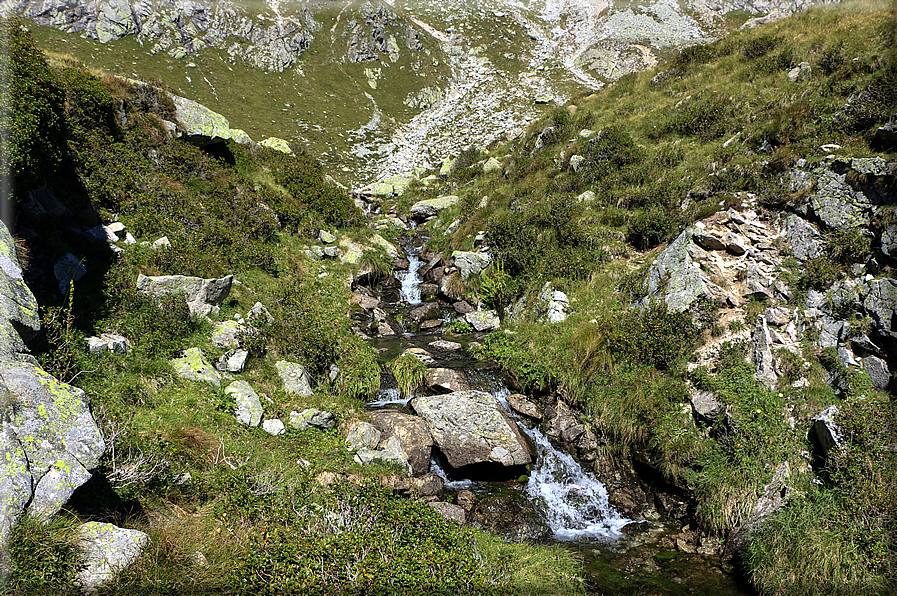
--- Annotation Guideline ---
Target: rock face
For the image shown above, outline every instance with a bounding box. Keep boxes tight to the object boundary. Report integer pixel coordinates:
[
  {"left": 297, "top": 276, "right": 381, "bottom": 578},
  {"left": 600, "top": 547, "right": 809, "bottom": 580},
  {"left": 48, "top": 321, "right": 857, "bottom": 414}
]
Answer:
[
  {"left": 452, "top": 251, "right": 491, "bottom": 280},
  {"left": 17, "top": 0, "right": 316, "bottom": 72},
  {"left": 539, "top": 282, "right": 569, "bottom": 323},
  {"left": 0, "top": 221, "right": 104, "bottom": 550},
  {"left": 75, "top": 522, "right": 149, "bottom": 593},
  {"left": 411, "top": 390, "right": 533, "bottom": 471},
  {"left": 464, "top": 310, "right": 500, "bottom": 332},
  {"left": 425, "top": 368, "right": 470, "bottom": 393},
  {"left": 136, "top": 274, "right": 233, "bottom": 318}
]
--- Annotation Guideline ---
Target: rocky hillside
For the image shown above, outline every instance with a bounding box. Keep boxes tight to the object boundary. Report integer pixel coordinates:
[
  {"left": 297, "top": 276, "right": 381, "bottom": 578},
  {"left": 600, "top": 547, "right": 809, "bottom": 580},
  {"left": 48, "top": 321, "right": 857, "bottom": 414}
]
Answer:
[
  {"left": 9, "top": 0, "right": 837, "bottom": 184},
  {"left": 0, "top": 1, "right": 894, "bottom": 595}
]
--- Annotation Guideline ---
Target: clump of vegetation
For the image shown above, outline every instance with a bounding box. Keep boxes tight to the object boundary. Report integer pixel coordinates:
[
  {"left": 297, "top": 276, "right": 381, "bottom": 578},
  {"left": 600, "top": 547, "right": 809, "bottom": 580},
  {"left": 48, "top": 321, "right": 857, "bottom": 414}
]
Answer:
[
  {"left": 609, "top": 302, "right": 701, "bottom": 370},
  {"left": 6, "top": 515, "right": 80, "bottom": 595},
  {"left": 391, "top": 352, "right": 427, "bottom": 397}
]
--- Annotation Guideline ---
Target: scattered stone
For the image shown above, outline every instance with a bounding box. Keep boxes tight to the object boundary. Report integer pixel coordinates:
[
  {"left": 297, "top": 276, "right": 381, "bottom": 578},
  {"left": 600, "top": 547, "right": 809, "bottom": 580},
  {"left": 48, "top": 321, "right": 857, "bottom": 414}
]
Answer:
[
  {"left": 457, "top": 489, "right": 477, "bottom": 512},
  {"left": 539, "top": 282, "right": 569, "bottom": 323},
  {"left": 352, "top": 294, "right": 381, "bottom": 310},
  {"left": 809, "top": 406, "right": 842, "bottom": 462},
  {"left": 403, "top": 347, "right": 436, "bottom": 366},
  {"left": 576, "top": 190, "right": 596, "bottom": 202},
  {"left": 171, "top": 348, "right": 221, "bottom": 386},
  {"left": 212, "top": 319, "right": 250, "bottom": 349},
  {"left": 319, "top": 230, "right": 337, "bottom": 244},
  {"left": 506, "top": 394, "right": 543, "bottom": 420},
  {"left": 275, "top": 360, "right": 313, "bottom": 396},
  {"left": 452, "top": 251, "right": 492, "bottom": 280},
  {"left": 410, "top": 195, "right": 460, "bottom": 219},
  {"left": 569, "top": 155, "right": 585, "bottom": 172},
  {"left": 217, "top": 349, "right": 248, "bottom": 373},
  {"left": 262, "top": 419, "right": 286, "bottom": 435},
  {"left": 764, "top": 307, "right": 792, "bottom": 326},
  {"left": 346, "top": 421, "right": 381, "bottom": 451},
  {"left": 453, "top": 300, "right": 475, "bottom": 314},
  {"left": 787, "top": 61, "right": 811, "bottom": 82},
  {"left": 863, "top": 356, "right": 891, "bottom": 390},
  {"left": 428, "top": 501, "right": 466, "bottom": 524},
  {"left": 483, "top": 157, "right": 501, "bottom": 173},
  {"left": 86, "top": 333, "right": 129, "bottom": 355},
  {"left": 247, "top": 302, "right": 274, "bottom": 326},
  {"left": 152, "top": 236, "right": 171, "bottom": 249},
  {"left": 420, "top": 319, "right": 443, "bottom": 330},
  {"left": 691, "top": 390, "right": 724, "bottom": 424},
  {"left": 289, "top": 408, "right": 336, "bottom": 430},
  {"left": 226, "top": 380, "right": 263, "bottom": 427},
  {"left": 75, "top": 522, "right": 149, "bottom": 594},
  {"left": 411, "top": 473, "right": 444, "bottom": 496},
  {"left": 136, "top": 274, "right": 233, "bottom": 318},
  {"left": 368, "top": 410, "right": 435, "bottom": 476},
  {"left": 751, "top": 316, "right": 778, "bottom": 391}
]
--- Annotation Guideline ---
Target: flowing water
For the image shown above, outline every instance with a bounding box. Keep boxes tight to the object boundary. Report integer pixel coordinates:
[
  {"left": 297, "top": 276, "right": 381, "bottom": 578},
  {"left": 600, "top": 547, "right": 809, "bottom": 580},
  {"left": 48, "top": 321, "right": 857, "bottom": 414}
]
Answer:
[{"left": 365, "top": 234, "right": 756, "bottom": 595}]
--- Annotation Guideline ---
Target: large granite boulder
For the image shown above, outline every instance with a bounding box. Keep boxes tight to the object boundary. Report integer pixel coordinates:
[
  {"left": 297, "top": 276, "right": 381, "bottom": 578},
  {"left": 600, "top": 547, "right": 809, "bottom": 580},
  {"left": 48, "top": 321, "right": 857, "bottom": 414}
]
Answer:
[
  {"left": 0, "top": 221, "right": 104, "bottom": 550},
  {"left": 171, "top": 94, "right": 252, "bottom": 147},
  {"left": 136, "top": 274, "right": 233, "bottom": 318},
  {"left": 410, "top": 390, "right": 533, "bottom": 471},
  {"left": 368, "top": 410, "right": 434, "bottom": 476}
]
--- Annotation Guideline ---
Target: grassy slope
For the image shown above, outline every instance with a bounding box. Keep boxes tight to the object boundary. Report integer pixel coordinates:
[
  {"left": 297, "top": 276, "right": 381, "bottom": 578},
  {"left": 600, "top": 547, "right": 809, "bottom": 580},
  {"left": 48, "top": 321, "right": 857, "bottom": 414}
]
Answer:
[
  {"left": 2, "top": 22, "right": 583, "bottom": 596},
  {"left": 389, "top": 1, "right": 896, "bottom": 594}
]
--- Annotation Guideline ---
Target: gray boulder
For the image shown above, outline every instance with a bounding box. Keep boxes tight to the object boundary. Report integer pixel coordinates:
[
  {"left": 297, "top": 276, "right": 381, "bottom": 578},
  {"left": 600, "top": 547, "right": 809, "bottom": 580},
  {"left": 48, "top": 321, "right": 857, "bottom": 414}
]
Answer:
[
  {"left": 136, "top": 274, "right": 233, "bottom": 318},
  {"left": 275, "top": 360, "right": 313, "bottom": 396},
  {"left": 425, "top": 368, "right": 470, "bottom": 393},
  {"left": 86, "top": 333, "right": 129, "bottom": 355},
  {"left": 464, "top": 310, "right": 500, "bottom": 332},
  {"left": 226, "top": 380, "right": 262, "bottom": 427},
  {"left": 247, "top": 301, "right": 274, "bottom": 326},
  {"left": 691, "top": 390, "right": 725, "bottom": 424},
  {"left": 171, "top": 94, "right": 242, "bottom": 146},
  {"left": 216, "top": 349, "right": 248, "bottom": 373},
  {"left": 288, "top": 408, "right": 335, "bottom": 430},
  {"left": 410, "top": 390, "right": 534, "bottom": 470},
  {"left": 75, "top": 522, "right": 149, "bottom": 594},
  {"left": 54, "top": 253, "right": 87, "bottom": 295},
  {"left": 346, "top": 421, "right": 381, "bottom": 451},
  {"left": 428, "top": 501, "right": 466, "bottom": 524},
  {"left": 639, "top": 229, "right": 709, "bottom": 313},
  {"left": 723, "top": 462, "right": 790, "bottom": 567},
  {"left": 429, "top": 340, "right": 461, "bottom": 351},
  {"left": 368, "top": 410, "right": 434, "bottom": 476},
  {"left": 784, "top": 214, "right": 823, "bottom": 261},
  {"left": 262, "top": 419, "right": 286, "bottom": 435},
  {"left": 171, "top": 348, "right": 221, "bottom": 386},
  {"left": 750, "top": 316, "right": 778, "bottom": 391},
  {"left": 452, "top": 251, "right": 492, "bottom": 280},
  {"left": 863, "top": 356, "right": 891, "bottom": 390},
  {"left": 212, "top": 319, "right": 251, "bottom": 349},
  {"left": 410, "top": 195, "right": 460, "bottom": 219},
  {"left": 0, "top": 222, "right": 104, "bottom": 550},
  {"left": 539, "top": 282, "right": 569, "bottom": 323},
  {"left": 882, "top": 225, "right": 897, "bottom": 259}
]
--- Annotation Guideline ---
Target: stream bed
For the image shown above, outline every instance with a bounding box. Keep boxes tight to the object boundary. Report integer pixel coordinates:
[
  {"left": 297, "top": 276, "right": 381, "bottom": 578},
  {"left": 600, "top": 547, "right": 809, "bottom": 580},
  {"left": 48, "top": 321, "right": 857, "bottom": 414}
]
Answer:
[{"left": 360, "top": 234, "right": 755, "bottom": 595}]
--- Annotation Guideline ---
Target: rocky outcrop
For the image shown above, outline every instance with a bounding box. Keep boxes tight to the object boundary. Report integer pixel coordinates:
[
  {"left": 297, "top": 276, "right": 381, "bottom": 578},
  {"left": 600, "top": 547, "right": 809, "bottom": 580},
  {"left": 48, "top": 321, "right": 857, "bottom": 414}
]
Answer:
[
  {"left": 410, "top": 195, "right": 460, "bottom": 219},
  {"left": 171, "top": 94, "right": 254, "bottom": 147},
  {"left": 136, "top": 273, "right": 233, "bottom": 318},
  {"left": 0, "top": 221, "right": 104, "bottom": 552},
  {"left": 16, "top": 0, "right": 316, "bottom": 71},
  {"left": 538, "top": 282, "right": 569, "bottom": 323},
  {"left": 452, "top": 251, "right": 491, "bottom": 280},
  {"left": 288, "top": 408, "right": 335, "bottom": 430},
  {"left": 410, "top": 390, "right": 533, "bottom": 471}
]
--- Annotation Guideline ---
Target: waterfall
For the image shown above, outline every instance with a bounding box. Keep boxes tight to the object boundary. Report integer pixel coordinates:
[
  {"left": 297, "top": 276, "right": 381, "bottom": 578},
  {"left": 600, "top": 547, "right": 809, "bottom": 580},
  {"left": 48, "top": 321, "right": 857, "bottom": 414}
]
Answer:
[{"left": 395, "top": 252, "right": 423, "bottom": 305}]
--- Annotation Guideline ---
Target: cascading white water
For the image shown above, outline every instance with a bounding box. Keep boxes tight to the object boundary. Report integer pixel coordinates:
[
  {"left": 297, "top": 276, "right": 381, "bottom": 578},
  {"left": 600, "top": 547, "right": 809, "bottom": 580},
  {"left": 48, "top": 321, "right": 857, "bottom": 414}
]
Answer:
[
  {"left": 522, "top": 423, "right": 630, "bottom": 540},
  {"left": 395, "top": 252, "right": 423, "bottom": 305}
]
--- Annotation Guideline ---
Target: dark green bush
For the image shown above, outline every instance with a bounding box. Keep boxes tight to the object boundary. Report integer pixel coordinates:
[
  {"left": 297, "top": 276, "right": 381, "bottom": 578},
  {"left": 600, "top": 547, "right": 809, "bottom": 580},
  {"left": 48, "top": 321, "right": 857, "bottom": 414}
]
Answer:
[
  {"left": 663, "top": 93, "right": 733, "bottom": 140},
  {"left": 741, "top": 35, "right": 781, "bottom": 59},
  {"left": 610, "top": 302, "right": 701, "bottom": 370},
  {"left": 231, "top": 481, "right": 504, "bottom": 595},
  {"left": 802, "top": 257, "right": 842, "bottom": 290},
  {"left": 61, "top": 66, "right": 116, "bottom": 131},
  {"left": 1, "top": 23, "right": 68, "bottom": 190},
  {"left": 826, "top": 226, "right": 871, "bottom": 264},
  {"left": 578, "top": 125, "right": 646, "bottom": 185},
  {"left": 627, "top": 206, "right": 680, "bottom": 250}
]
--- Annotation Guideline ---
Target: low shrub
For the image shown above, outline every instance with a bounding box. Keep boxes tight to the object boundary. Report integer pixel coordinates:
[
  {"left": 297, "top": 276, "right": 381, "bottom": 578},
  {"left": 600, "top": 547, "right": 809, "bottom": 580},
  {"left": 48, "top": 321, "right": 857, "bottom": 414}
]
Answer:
[{"left": 609, "top": 302, "right": 700, "bottom": 370}]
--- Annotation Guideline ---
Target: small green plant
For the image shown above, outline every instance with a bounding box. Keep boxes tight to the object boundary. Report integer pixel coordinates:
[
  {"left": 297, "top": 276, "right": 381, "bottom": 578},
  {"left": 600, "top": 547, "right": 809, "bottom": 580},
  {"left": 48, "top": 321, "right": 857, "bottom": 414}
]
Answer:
[
  {"left": 450, "top": 321, "right": 475, "bottom": 335},
  {"left": 391, "top": 352, "right": 427, "bottom": 397},
  {"left": 826, "top": 226, "right": 871, "bottom": 264},
  {"left": 6, "top": 515, "right": 80, "bottom": 595},
  {"left": 479, "top": 261, "right": 514, "bottom": 317}
]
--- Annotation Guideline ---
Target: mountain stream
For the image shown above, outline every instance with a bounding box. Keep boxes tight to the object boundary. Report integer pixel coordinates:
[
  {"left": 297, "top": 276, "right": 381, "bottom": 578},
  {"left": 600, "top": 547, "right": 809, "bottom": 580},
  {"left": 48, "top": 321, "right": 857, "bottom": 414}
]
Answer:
[{"left": 359, "top": 234, "right": 755, "bottom": 594}]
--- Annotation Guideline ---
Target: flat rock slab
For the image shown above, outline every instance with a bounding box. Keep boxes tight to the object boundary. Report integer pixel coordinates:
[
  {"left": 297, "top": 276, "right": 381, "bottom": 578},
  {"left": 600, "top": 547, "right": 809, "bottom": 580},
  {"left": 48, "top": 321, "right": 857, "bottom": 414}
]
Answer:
[
  {"left": 171, "top": 348, "right": 221, "bottom": 386},
  {"left": 428, "top": 501, "right": 466, "bottom": 524},
  {"left": 275, "top": 360, "right": 313, "bottom": 396},
  {"left": 411, "top": 390, "right": 533, "bottom": 470},
  {"left": 464, "top": 310, "right": 500, "bottom": 332},
  {"left": 426, "top": 368, "right": 470, "bottom": 393},
  {"left": 429, "top": 340, "right": 461, "bottom": 351},
  {"left": 506, "top": 394, "right": 543, "bottom": 420},
  {"left": 76, "top": 522, "right": 149, "bottom": 594},
  {"left": 410, "top": 195, "right": 459, "bottom": 218},
  {"left": 346, "top": 421, "right": 381, "bottom": 451}
]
